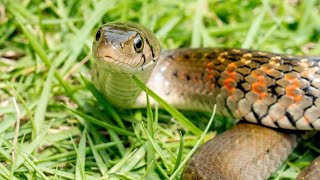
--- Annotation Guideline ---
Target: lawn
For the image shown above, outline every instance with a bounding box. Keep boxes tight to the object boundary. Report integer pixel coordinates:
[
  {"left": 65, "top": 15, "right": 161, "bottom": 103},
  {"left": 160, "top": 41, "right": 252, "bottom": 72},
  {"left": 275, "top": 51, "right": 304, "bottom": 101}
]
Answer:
[{"left": 0, "top": 0, "right": 320, "bottom": 179}]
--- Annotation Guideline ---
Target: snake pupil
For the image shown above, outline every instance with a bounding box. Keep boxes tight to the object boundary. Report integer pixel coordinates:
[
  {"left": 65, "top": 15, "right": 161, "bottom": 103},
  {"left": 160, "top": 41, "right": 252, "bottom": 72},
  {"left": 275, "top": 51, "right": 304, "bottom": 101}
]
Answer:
[
  {"left": 95, "top": 30, "right": 101, "bottom": 41},
  {"left": 133, "top": 34, "right": 143, "bottom": 53}
]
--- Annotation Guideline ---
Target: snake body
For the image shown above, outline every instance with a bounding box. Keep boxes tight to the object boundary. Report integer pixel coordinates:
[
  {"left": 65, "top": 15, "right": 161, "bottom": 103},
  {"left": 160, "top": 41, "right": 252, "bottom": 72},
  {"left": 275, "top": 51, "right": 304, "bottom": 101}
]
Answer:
[
  {"left": 182, "top": 123, "right": 298, "bottom": 180},
  {"left": 92, "top": 22, "right": 320, "bottom": 179}
]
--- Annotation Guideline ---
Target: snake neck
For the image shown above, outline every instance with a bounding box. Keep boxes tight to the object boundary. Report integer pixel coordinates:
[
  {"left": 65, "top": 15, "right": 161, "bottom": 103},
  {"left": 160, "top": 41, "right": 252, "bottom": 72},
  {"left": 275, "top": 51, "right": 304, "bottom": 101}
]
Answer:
[{"left": 93, "top": 63, "right": 153, "bottom": 108}]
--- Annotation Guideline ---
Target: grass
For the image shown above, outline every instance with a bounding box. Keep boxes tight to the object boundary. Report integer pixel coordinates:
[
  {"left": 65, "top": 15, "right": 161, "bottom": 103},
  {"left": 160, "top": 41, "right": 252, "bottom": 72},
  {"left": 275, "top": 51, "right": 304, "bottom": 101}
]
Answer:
[{"left": 1, "top": 0, "right": 320, "bottom": 179}]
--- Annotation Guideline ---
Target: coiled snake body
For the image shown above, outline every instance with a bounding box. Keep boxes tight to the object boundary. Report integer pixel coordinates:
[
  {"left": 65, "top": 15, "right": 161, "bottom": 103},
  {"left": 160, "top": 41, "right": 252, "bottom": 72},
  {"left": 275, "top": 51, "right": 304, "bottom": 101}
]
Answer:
[{"left": 92, "top": 22, "right": 320, "bottom": 179}]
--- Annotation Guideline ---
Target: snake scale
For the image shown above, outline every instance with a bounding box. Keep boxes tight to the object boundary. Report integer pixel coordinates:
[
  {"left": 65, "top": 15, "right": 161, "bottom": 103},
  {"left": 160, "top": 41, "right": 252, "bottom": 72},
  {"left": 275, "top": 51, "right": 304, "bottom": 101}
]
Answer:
[{"left": 92, "top": 22, "right": 320, "bottom": 179}]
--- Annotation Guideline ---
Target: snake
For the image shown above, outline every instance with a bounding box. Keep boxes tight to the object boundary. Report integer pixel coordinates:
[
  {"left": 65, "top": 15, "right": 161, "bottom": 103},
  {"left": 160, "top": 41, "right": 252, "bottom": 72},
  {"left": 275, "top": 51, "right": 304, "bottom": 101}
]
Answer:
[{"left": 92, "top": 22, "right": 320, "bottom": 179}]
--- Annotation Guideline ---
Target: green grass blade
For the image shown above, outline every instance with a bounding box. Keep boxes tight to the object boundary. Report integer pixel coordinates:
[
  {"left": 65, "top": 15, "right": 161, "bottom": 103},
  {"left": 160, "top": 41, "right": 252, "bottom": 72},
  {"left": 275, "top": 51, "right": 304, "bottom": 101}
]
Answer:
[
  {"left": 142, "top": 160, "right": 155, "bottom": 180},
  {"left": 80, "top": 74, "right": 125, "bottom": 129},
  {"left": 81, "top": 75, "right": 127, "bottom": 156},
  {"left": 75, "top": 127, "right": 87, "bottom": 180},
  {"left": 14, "top": 120, "right": 54, "bottom": 169},
  {"left": 155, "top": 161, "right": 170, "bottom": 179},
  {"left": 118, "top": 146, "right": 146, "bottom": 173},
  {"left": 0, "top": 145, "right": 11, "bottom": 161},
  {"left": 191, "top": 0, "right": 206, "bottom": 47},
  {"left": 156, "top": 17, "right": 181, "bottom": 40},
  {"left": 169, "top": 105, "right": 216, "bottom": 179},
  {"left": 146, "top": 93, "right": 156, "bottom": 174},
  {"left": 242, "top": 8, "right": 266, "bottom": 49},
  {"left": 0, "top": 162, "right": 18, "bottom": 180},
  {"left": 88, "top": 127, "right": 112, "bottom": 167},
  {"left": 107, "top": 149, "right": 141, "bottom": 174},
  {"left": 132, "top": 75, "right": 202, "bottom": 135},
  {"left": 87, "top": 133, "right": 108, "bottom": 175},
  {"left": 38, "top": 167, "right": 74, "bottom": 179},
  {"left": 172, "top": 131, "right": 184, "bottom": 173},
  {"left": 142, "top": 122, "right": 174, "bottom": 172},
  {"left": 19, "top": 151, "right": 49, "bottom": 180},
  {"left": 297, "top": 0, "right": 316, "bottom": 34},
  {"left": 108, "top": 129, "right": 126, "bottom": 156},
  {"left": 208, "top": 21, "right": 273, "bottom": 36},
  {"left": 0, "top": 115, "right": 16, "bottom": 134},
  {"left": 32, "top": 57, "right": 55, "bottom": 138},
  {"left": 35, "top": 142, "right": 119, "bottom": 163},
  {"left": 66, "top": 106, "right": 135, "bottom": 137}
]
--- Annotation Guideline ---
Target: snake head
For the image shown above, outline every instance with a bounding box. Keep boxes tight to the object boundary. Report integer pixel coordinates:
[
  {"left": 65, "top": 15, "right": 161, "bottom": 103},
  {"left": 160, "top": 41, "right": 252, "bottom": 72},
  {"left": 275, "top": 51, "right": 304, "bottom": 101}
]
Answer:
[{"left": 92, "top": 22, "right": 161, "bottom": 73}]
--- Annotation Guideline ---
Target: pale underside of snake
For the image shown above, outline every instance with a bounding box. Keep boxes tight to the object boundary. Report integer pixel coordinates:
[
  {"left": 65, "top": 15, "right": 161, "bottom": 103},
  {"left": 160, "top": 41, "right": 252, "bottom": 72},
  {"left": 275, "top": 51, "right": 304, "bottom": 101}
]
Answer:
[{"left": 92, "top": 22, "right": 320, "bottom": 179}]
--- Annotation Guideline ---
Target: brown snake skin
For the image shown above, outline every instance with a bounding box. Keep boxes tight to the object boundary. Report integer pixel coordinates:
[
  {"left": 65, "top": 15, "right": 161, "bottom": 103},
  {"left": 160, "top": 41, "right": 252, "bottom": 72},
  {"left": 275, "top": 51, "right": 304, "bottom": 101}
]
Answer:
[
  {"left": 148, "top": 48, "right": 320, "bottom": 130},
  {"left": 182, "top": 124, "right": 298, "bottom": 180},
  {"left": 154, "top": 48, "right": 320, "bottom": 179},
  {"left": 143, "top": 48, "right": 320, "bottom": 179}
]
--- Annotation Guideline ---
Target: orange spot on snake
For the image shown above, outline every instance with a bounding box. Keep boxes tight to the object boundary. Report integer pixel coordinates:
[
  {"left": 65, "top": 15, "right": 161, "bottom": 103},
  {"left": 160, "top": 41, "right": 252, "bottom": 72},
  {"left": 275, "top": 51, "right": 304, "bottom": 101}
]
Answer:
[
  {"left": 295, "top": 95, "right": 303, "bottom": 103},
  {"left": 266, "top": 69, "right": 274, "bottom": 75},
  {"left": 206, "top": 62, "right": 214, "bottom": 70},
  {"left": 251, "top": 76, "right": 267, "bottom": 99},
  {"left": 223, "top": 63, "right": 237, "bottom": 93},
  {"left": 224, "top": 78, "right": 236, "bottom": 93},
  {"left": 285, "top": 79, "right": 303, "bottom": 103},
  {"left": 251, "top": 71, "right": 260, "bottom": 78},
  {"left": 261, "top": 64, "right": 275, "bottom": 75},
  {"left": 284, "top": 73, "right": 299, "bottom": 81},
  {"left": 207, "top": 73, "right": 214, "bottom": 80},
  {"left": 226, "top": 63, "right": 237, "bottom": 72}
]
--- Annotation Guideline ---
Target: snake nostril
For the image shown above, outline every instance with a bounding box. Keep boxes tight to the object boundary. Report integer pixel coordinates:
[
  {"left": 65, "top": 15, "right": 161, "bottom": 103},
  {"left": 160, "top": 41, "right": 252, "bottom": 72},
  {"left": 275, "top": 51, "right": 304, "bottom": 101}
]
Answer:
[{"left": 95, "top": 30, "right": 101, "bottom": 41}]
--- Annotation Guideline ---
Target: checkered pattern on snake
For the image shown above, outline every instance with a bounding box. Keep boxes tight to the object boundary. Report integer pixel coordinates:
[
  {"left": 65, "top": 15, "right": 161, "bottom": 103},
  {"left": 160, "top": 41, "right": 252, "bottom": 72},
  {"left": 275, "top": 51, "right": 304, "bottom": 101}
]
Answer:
[{"left": 159, "top": 48, "right": 320, "bottom": 130}]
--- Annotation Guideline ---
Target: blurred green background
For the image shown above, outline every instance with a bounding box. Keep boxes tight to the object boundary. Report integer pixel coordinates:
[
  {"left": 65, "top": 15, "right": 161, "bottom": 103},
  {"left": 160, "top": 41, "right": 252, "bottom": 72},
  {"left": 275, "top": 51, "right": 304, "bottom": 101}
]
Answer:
[{"left": 0, "top": 0, "right": 320, "bottom": 179}]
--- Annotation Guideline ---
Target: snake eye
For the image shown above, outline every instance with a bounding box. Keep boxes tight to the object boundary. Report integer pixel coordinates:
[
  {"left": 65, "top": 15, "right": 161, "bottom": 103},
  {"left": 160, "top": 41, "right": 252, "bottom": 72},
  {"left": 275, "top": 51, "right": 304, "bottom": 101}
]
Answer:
[
  {"left": 95, "top": 30, "right": 101, "bottom": 41},
  {"left": 133, "top": 33, "right": 143, "bottom": 53}
]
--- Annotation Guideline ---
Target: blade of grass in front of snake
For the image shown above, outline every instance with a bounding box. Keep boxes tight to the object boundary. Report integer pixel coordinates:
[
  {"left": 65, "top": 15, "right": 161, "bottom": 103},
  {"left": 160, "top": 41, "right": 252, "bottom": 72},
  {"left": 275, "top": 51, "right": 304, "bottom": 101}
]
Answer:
[
  {"left": 80, "top": 75, "right": 127, "bottom": 155},
  {"left": 80, "top": 74, "right": 126, "bottom": 129},
  {"left": 169, "top": 105, "right": 217, "bottom": 179},
  {"left": 146, "top": 92, "right": 156, "bottom": 175},
  {"left": 142, "top": 122, "right": 174, "bottom": 172},
  {"left": 132, "top": 75, "right": 203, "bottom": 135},
  {"left": 172, "top": 131, "right": 184, "bottom": 174}
]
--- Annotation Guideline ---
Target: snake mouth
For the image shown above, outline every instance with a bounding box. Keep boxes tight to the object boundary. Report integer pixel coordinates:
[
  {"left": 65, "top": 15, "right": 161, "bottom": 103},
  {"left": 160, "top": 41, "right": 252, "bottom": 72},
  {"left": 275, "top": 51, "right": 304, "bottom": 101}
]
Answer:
[
  {"left": 93, "top": 42, "right": 132, "bottom": 72},
  {"left": 98, "top": 55, "right": 138, "bottom": 73}
]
